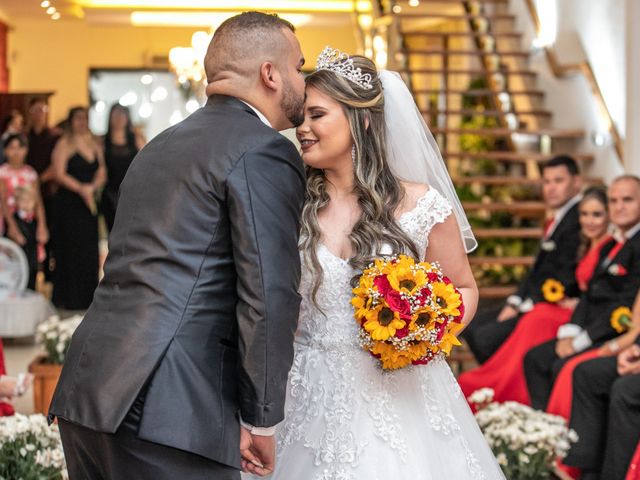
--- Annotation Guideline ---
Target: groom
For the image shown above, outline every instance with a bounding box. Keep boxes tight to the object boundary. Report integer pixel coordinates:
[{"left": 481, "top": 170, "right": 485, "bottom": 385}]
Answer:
[{"left": 49, "top": 12, "right": 306, "bottom": 479}]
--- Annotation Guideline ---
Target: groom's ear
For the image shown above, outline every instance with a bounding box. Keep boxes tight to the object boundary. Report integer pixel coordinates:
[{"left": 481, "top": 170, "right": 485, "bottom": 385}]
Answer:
[{"left": 259, "top": 61, "right": 280, "bottom": 92}]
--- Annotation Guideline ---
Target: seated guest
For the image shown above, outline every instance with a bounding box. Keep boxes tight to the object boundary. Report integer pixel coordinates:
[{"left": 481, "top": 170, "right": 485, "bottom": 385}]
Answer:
[
  {"left": 564, "top": 341, "right": 640, "bottom": 480},
  {"left": 0, "top": 339, "right": 33, "bottom": 416},
  {"left": 459, "top": 187, "right": 610, "bottom": 405},
  {"left": 524, "top": 175, "right": 640, "bottom": 410},
  {"left": 463, "top": 155, "right": 582, "bottom": 363},
  {"left": 548, "top": 290, "right": 640, "bottom": 479}
]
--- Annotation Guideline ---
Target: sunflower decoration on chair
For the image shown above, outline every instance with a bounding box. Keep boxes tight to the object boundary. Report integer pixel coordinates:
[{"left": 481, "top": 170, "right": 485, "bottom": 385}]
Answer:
[
  {"left": 352, "top": 255, "right": 465, "bottom": 370},
  {"left": 610, "top": 306, "right": 633, "bottom": 333},
  {"left": 541, "top": 278, "right": 565, "bottom": 303}
]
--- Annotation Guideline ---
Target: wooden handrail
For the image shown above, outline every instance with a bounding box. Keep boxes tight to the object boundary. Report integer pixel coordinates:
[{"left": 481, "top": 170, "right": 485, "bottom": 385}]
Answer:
[{"left": 523, "top": 0, "right": 624, "bottom": 163}]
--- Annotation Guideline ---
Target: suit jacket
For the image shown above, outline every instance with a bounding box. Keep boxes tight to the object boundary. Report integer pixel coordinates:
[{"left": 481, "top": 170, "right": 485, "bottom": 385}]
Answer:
[
  {"left": 49, "top": 96, "right": 306, "bottom": 468},
  {"left": 516, "top": 203, "right": 581, "bottom": 302},
  {"left": 570, "top": 231, "right": 640, "bottom": 343}
]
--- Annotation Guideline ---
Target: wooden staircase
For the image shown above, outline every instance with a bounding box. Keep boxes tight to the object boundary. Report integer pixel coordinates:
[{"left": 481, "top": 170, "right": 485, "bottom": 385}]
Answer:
[{"left": 366, "top": 0, "right": 598, "bottom": 302}]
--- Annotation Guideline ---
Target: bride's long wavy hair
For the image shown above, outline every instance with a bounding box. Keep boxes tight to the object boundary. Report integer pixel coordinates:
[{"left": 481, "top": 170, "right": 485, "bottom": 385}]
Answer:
[{"left": 301, "top": 56, "right": 419, "bottom": 305}]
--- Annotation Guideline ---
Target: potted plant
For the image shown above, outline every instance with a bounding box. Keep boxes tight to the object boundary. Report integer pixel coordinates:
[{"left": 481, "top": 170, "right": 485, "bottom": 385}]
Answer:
[
  {"left": 28, "top": 315, "right": 82, "bottom": 414},
  {"left": 0, "top": 413, "right": 67, "bottom": 479}
]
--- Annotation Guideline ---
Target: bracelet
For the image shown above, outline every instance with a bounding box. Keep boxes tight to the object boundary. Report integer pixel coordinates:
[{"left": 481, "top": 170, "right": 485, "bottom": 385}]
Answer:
[{"left": 608, "top": 339, "right": 620, "bottom": 353}]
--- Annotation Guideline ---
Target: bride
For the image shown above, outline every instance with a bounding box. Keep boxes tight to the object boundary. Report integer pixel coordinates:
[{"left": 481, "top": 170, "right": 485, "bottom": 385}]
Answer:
[{"left": 245, "top": 48, "right": 505, "bottom": 479}]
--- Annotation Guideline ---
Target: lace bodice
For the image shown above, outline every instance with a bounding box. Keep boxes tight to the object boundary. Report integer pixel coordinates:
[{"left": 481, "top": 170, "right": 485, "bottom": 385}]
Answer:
[{"left": 294, "top": 188, "right": 453, "bottom": 353}]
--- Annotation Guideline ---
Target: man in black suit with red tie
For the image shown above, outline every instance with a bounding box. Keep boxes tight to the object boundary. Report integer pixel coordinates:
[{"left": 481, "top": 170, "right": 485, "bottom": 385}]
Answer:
[
  {"left": 524, "top": 175, "right": 640, "bottom": 411},
  {"left": 564, "top": 339, "right": 640, "bottom": 480},
  {"left": 463, "top": 155, "right": 583, "bottom": 363}
]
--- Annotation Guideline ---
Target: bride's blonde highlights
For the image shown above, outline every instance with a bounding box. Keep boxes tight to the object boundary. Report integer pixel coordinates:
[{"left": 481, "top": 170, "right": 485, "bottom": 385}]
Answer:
[{"left": 301, "top": 56, "right": 419, "bottom": 305}]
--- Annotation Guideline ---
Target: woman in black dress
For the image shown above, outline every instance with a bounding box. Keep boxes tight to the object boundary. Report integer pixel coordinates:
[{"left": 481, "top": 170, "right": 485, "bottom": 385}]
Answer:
[
  {"left": 100, "top": 104, "right": 145, "bottom": 232},
  {"left": 51, "top": 107, "right": 106, "bottom": 310}
]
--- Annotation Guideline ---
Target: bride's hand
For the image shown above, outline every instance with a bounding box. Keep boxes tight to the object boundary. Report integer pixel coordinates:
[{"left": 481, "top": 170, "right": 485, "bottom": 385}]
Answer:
[{"left": 240, "top": 426, "right": 276, "bottom": 476}]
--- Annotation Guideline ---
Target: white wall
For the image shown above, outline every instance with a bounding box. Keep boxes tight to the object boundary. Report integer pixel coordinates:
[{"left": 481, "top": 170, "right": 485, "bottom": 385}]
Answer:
[
  {"left": 626, "top": 0, "right": 640, "bottom": 174},
  {"left": 510, "top": 0, "right": 627, "bottom": 181}
]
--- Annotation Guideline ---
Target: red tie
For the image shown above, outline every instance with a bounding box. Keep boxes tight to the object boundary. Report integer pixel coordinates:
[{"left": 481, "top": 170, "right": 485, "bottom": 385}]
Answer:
[
  {"left": 607, "top": 240, "right": 625, "bottom": 262},
  {"left": 543, "top": 218, "right": 556, "bottom": 239}
]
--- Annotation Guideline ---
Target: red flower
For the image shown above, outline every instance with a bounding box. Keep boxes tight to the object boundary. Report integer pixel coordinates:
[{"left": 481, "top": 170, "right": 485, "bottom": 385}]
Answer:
[
  {"left": 427, "top": 272, "right": 440, "bottom": 283},
  {"left": 412, "top": 358, "right": 429, "bottom": 365},
  {"left": 395, "top": 326, "right": 409, "bottom": 339},
  {"left": 374, "top": 275, "right": 393, "bottom": 295},
  {"left": 454, "top": 291, "right": 465, "bottom": 322},
  {"left": 386, "top": 291, "right": 412, "bottom": 319},
  {"left": 416, "top": 287, "right": 431, "bottom": 305},
  {"left": 442, "top": 275, "right": 452, "bottom": 285}
]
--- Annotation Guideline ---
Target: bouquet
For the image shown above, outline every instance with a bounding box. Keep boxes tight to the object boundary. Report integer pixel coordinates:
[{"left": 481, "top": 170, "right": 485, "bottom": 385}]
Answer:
[
  {"left": 351, "top": 255, "right": 464, "bottom": 370},
  {"left": 541, "top": 278, "right": 565, "bottom": 303},
  {"left": 36, "top": 315, "right": 83, "bottom": 365},
  {"left": 0, "top": 413, "right": 67, "bottom": 479},
  {"left": 469, "top": 388, "right": 578, "bottom": 480},
  {"left": 611, "top": 306, "right": 633, "bottom": 333}
]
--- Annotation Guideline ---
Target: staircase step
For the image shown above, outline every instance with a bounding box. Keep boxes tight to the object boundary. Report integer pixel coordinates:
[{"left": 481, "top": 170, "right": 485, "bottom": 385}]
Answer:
[
  {"left": 470, "top": 256, "right": 535, "bottom": 266},
  {"left": 413, "top": 88, "right": 545, "bottom": 97},
  {"left": 474, "top": 228, "right": 543, "bottom": 239},
  {"left": 404, "top": 31, "right": 522, "bottom": 38},
  {"left": 424, "top": 109, "right": 551, "bottom": 118},
  {"left": 397, "top": 0, "right": 509, "bottom": 4},
  {"left": 462, "top": 201, "right": 546, "bottom": 213},
  {"left": 404, "top": 68, "right": 537, "bottom": 76},
  {"left": 457, "top": 176, "right": 542, "bottom": 186},
  {"left": 478, "top": 286, "right": 518, "bottom": 298},
  {"left": 407, "top": 49, "right": 531, "bottom": 58},
  {"left": 431, "top": 127, "right": 585, "bottom": 138},
  {"left": 398, "top": 13, "right": 516, "bottom": 20},
  {"left": 442, "top": 151, "right": 593, "bottom": 162}
]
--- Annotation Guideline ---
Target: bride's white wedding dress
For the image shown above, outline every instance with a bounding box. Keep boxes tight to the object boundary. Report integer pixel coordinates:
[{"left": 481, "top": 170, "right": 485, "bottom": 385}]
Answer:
[{"left": 264, "top": 189, "right": 505, "bottom": 480}]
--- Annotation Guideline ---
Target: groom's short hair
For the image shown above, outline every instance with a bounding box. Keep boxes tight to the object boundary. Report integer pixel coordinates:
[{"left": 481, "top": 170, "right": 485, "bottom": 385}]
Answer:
[{"left": 205, "top": 12, "right": 295, "bottom": 82}]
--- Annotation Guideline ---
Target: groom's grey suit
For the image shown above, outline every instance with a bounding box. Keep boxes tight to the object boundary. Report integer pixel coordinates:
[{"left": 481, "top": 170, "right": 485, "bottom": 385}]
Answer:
[{"left": 49, "top": 95, "right": 305, "bottom": 477}]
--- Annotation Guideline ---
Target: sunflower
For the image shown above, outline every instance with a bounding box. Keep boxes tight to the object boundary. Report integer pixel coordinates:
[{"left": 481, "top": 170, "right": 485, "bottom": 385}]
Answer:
[
  {"left": 541, "top": 279, "right": 565, "bottom": 303},
  {"left": 610, "top": 306, "right": 633, "bottom": 333},
  {"left": 438, "top": 322, "right": 465, "bottom": 355},
  {"left": 371, "top": 340, "right": 429, "bottom": 370},
  {"left": 387, "top": 257, "right": 427, "bottom": 296},
  {"left": 431, "top": 282, "right": 462, "bottom": 318},
  {"left": 364, "top": 304, "right": 406, "bottom": 341},
  {"left": 409, "top": 307, "right": 437, "bottom": 332}
]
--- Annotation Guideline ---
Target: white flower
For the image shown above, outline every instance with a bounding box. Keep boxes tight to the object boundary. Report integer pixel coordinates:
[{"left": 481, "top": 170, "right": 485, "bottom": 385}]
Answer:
[{"left": 496, "top": 452, "right": 508, "bottom": 466}]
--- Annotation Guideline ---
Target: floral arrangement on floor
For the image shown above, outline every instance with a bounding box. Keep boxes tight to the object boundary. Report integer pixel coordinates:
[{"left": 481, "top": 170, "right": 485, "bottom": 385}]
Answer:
[
  {"left": 352, "top": 255, "right": 465, "bottom": 370},
  {"left": 0, "top": 413, "right": 67, "bottom": 479},
  {"left": 468, "top": 388, "right": 578, "bottom": 479},
  {"left": 36, "top": 315, "right": 83, "bottom": 364}
]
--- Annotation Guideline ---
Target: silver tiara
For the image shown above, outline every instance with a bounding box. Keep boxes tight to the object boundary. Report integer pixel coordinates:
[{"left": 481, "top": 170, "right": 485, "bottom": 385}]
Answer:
[{"left": 315, "top": 46, "right": 373, "bottom": 90}]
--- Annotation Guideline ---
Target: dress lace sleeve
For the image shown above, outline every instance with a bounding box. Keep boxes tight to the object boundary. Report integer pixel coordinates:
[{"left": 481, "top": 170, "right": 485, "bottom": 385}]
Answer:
[{"left": 399, "top": 188, "right": 453, "bottom": 256}]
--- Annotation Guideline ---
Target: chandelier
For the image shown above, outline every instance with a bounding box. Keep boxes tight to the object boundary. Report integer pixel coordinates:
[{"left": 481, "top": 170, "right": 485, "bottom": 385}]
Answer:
[{"left": 168, "top": 30, "right": 211, "bottom": 84}]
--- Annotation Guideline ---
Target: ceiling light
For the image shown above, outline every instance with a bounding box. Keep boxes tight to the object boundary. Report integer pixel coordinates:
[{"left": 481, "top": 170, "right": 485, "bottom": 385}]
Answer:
[
  {"left": 46, "top": 6, "right": 57, "bottom": 14},
  {"left": 119, "top": 91, "right": 138, "bottom": 106},
  {"left": 79, "top": 0, "right": 371, "bottom": 12},
  {"left": 150, "top": 86, "right": 168, "bottom": 102},
  {"left": 52, "top": 12, "right": 61, "bottom": 19},
  {"left": 140, "top": 74, "right": 153, "bottom": 85},
  {"left": 138, "top": 103, "right": 153, "bottom": 119},
  {"left": 392, "top": 5, "right": 402, "bottom": 13},
  {"left": 408, "top": 0, "right": 420, "bottom": 6},
  {"left": 41, "top": 1, "right": 51, "bottom": 7},
  {"left": 131, "top": 11, "right": 311, "bottom": 27}
]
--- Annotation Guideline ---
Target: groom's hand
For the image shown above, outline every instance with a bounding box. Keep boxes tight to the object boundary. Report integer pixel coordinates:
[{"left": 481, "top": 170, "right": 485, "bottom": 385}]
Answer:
[{"left": 240, "top": 426, "right": 276, "bottom": 476}]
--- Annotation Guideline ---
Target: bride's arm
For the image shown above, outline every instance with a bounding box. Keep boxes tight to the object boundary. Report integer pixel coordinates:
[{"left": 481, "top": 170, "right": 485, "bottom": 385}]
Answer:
[{"left": 424, "top": 214, "right": 478, "bottom": 329}]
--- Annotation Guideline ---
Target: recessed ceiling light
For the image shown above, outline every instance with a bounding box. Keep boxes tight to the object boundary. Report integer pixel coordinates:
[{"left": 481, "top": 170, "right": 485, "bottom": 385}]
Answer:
[
  {"left": 46, "top": 6, "right": 57, "bottom": 14},
  {"left": 52, "top": 12, "right": 61, "bottom": 20},
  {"left": 41, "top": 1, "right": 51, "bottom": 7}
]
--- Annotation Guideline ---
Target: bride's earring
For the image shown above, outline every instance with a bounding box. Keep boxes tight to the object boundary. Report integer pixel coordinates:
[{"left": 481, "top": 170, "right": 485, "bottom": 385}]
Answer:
[{"left": 351, "top": 144, "right": 356, "bottom": 164}]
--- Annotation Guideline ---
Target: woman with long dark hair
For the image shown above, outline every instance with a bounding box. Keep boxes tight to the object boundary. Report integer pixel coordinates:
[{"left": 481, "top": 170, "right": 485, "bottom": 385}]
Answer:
[
  {"left": 100, "top": 104, "right": 145, "bottom": 231},
  {"left": 51, "top": 106, "right": 106, "bottom": 309}
]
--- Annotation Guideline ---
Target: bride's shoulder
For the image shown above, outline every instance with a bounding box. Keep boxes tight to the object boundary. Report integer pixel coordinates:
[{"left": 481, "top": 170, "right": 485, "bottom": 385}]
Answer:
[{"left": 399, "top": 181, "right": 431, "bottom": 212}]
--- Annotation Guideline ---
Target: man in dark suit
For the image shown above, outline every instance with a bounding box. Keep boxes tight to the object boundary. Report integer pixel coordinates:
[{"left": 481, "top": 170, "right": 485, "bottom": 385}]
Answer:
[
  {"left": 564, "top": 340, "right": 640, "bottom": 480},
  {"left": 524, "top": 175, "right": 640, "bottom": 410},
  {"left": 463, "top": 155, "right": 582, "bottom": 363},
  {"left": 49, "top": 12, "right": 307, "bottom": 479}
]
